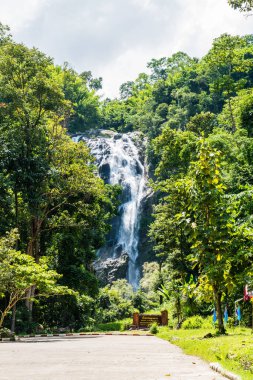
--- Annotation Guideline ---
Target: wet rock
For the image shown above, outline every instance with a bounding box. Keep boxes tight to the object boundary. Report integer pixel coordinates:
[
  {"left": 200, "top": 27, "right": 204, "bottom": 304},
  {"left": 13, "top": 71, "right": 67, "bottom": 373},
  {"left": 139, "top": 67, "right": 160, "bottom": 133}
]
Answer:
[
  {"left": 94, "top": 254, "right": 129, "bottom": 286},
  {"left": 99, "top": 163, "right": 111, "bottom": 183},
  {"left": 137, "top": 189, "right": 156, "bottom": 270}
]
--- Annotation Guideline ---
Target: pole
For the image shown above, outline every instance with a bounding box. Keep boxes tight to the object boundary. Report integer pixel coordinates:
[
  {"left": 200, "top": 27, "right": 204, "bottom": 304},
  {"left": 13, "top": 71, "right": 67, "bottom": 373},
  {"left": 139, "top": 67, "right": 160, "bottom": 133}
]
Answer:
[{"left": 252, "top": 302, "right": 253, "bottom": 332}]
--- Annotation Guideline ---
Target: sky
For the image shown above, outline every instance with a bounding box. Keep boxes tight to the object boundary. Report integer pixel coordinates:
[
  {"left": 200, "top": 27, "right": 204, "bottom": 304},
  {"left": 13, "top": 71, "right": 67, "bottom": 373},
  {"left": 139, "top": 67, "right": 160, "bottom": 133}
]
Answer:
[{"left": 0, "top": 0, "right": 252, "bottom": 98}]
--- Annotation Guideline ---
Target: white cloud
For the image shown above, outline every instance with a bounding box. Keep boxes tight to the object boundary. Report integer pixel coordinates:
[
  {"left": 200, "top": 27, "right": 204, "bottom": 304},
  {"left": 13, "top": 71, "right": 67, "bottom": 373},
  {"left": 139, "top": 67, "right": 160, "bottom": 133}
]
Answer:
[
  {"left": 0, "top": 0, "right": 49, "bottom": 32},
  {"left": 0, "top": 0, "right": 252, "bottom": 97}
]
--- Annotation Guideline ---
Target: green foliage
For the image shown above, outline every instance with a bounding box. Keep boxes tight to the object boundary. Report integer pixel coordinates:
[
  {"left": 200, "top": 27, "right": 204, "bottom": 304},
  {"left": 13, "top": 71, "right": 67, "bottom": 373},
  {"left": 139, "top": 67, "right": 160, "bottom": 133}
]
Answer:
[
  {"left": 0, "top": 23, "right": 12, "bottom": 45},
  {"left": 0, "top": 230, "right": 73, "bottom": 328},
  {"left": 0, "top": 327, "right": 13, "bottom": 339},
  {"left": 185, "top": 112, "right": 217, "bottom": 136},
  {"left": 219, "top": 88, "right": 253, "bottom": 136},
  {"left": 62, "top": 64, "right": 102, "bottom": 132},
  {"left": 182, "top": 315, "right": 212, "bottom": 330},
  {"left": 96, "top": 280, "right": 135, "bottom": 322},
  {"left": 228, "top": 0, "right": 253, "bottom": 11},
  {"left": 152, "top": 127, "right": 198, "bottom": 179},
  {"left": 101, "top": 33, "right": 253, "bottom": 144},
  {"left": 149, "top": 322, "right": 159, "bottom": 334},
  {"left": 95, "top": 319, "right": 131, "bottom": 332}
]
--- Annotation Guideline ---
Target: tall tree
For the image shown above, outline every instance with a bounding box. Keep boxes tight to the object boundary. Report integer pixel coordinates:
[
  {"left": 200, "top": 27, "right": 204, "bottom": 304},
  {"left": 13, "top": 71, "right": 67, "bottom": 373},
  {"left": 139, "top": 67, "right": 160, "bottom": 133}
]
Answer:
[{"left": 0, "top": 41, "right": 68, "bottom": 259}]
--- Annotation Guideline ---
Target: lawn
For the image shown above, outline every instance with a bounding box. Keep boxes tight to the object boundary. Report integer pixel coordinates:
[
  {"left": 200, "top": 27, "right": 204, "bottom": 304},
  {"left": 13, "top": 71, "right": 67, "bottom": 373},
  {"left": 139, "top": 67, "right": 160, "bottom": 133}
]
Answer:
[{"left": 157, "top": 326, "right": 253, "bottom": 380}]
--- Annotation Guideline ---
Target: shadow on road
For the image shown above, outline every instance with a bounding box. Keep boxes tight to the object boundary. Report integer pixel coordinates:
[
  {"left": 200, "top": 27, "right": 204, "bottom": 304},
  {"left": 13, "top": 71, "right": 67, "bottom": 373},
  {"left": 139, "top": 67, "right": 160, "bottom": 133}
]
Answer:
[{"left": 15, "top": 335, "right": 103, "bottom": 344}]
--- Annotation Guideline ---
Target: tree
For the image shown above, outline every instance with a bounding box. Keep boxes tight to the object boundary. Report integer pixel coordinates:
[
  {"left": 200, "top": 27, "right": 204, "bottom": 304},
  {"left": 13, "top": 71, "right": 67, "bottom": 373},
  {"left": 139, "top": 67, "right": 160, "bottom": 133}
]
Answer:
[
  {"left": 0, "top": 23, "right": 12, "bottom": 45},
  {"left": 102, "top": 99, "right": 128, "bottom": 131},
  {"left": 187, "top": 142, "right": 253, "bottom": 333},
  {"left": 185, "top": 112, "right": 217, "bottom": 137},
  {"left": 119, "top": 81, "right": 134, "bottom": 99},
  {"left": 0, "top": 230, "right": 73, "bottom": 329},
  {"left": 151, "top": 139, "right": 253, "bottom": 333},
  {"left": 228, "top": 0, "right": 253, "bottom": 11},
  {"left": 96, "top": 280, "right": 134, "bottom": 322},
  {"left": 140, "top": 262, "right": 162, "bottom": 305},
  {"left": 201, "top": 34, "right": 253, "bottom": 130},
  {"left": 80, "top": 70, "right": 103, "bottom": 91},
  {"left": 152, "top": 126, "right": 198, "bottom": 179},
  {"left": 0, "top": 40, "right": 68, "bottom": 259},
  {"left": 62, "top": 65, "right": 102, "bottom": 132},
  {"left": 147, "top": 57, "right": 168, "bottom": 81},
  {"left": 218, "top": 88, "right": 253, "bottom": 136}
]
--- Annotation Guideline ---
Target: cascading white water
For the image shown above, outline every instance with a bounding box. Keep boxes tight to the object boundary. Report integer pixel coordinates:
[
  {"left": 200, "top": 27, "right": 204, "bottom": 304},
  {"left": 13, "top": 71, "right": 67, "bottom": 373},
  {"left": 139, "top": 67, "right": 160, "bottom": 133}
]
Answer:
[{"left": 78, "top": 132, "right": 146, "bottom": 290}]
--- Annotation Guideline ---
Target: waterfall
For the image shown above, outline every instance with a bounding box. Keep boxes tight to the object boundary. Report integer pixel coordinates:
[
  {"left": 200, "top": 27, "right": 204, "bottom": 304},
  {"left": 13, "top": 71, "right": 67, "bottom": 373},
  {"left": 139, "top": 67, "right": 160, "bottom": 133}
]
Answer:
[{"left": 76, "top": 131, "right": 146, "bottom": 290}]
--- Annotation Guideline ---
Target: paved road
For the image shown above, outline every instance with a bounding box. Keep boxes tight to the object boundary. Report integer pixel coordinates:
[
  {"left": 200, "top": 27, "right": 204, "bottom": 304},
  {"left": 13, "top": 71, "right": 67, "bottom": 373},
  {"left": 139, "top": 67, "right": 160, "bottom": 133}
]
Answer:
[{"left": 0, "top": 335, "right": 225, "bottom": 380}]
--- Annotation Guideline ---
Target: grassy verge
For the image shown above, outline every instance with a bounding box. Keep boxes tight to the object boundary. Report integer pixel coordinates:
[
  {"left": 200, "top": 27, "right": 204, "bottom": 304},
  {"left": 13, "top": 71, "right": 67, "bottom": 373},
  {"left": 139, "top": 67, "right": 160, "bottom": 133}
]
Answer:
[{"left": 157, "top": 326, "right": 253, "bottom": 380}]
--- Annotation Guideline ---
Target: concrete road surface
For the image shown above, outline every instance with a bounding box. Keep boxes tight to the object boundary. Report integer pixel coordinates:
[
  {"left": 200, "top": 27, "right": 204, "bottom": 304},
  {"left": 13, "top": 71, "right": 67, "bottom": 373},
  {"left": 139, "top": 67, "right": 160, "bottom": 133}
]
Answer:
[{"left": 0, "top": 335, "right": 225, "bottom": 380}]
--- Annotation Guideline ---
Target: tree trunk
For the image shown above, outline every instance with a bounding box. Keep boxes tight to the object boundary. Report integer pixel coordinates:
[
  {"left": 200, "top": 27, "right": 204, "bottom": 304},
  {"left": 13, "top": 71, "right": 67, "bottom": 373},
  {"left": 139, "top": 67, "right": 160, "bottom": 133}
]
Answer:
[
  {"left": 26, "top": 217, "right": 41, "bottom": 319},
  {"left": 11, "top": 305, "right": 16, "bottom": 333},
  {"left": 0, "top": 313, "right": 5, "bottom": 329},
  {"left": 228, "top": 98, "right": 236, "bottom": 134},
  {"left": 0, "top": 301, "right": 14, "bottom": 329},
  {"left": 213, "top": 285, "right": 225, "bottom": 334},
  {"left": 176, "top": 296, "right": 182, "bottom": 329},
  {"left": 251, "top": 302, "right": 253, "bottom": 332},
  {"left": 12, "top": 189, "right": 19, "bottom": 333}
]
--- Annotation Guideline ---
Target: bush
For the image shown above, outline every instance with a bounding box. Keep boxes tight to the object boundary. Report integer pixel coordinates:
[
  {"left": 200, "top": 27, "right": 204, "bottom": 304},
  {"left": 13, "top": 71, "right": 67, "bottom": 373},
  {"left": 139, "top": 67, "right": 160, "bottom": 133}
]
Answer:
[
  {"left": 94, "top": 318, "right": 132, "bottom": 332},
  {"left": 96, "top": 322, "right": 122, "bottom": 331},
  {"left": 182, "top": 315, "right": 212, "bottom": 329},
  {"left": 149, "top": 322, "right": 159, "bottom": 334},
  {"left": 227, "top": 316, "right": 236, "bottom": 328},
  {"left": 0, "top": 328, "right": 14, "bottom": 339},
  {"left": 96, "top": 280, "right": 134, "bottom": 323}
]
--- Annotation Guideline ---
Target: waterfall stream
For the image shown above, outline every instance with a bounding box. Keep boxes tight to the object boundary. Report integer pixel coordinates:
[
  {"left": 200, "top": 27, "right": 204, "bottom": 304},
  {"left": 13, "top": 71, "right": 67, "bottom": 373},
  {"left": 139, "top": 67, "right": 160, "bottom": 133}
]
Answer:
[{"left": 75, "top": 131, "right": 146, "bottom": 289}]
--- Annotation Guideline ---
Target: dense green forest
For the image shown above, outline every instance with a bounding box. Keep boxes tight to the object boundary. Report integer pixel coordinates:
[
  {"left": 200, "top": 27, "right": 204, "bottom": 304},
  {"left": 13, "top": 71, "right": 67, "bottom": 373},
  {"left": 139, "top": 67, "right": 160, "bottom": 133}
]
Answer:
[{"left": 1, "top": 11, "right": 253, "bottom": 336}]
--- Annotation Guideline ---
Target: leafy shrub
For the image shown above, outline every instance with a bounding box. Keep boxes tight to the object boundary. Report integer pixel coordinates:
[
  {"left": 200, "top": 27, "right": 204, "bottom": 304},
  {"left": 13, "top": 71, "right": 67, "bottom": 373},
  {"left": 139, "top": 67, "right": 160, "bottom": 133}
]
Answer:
[
  {"left": 96, "top": 280, "right": 134, "bottom": 323},
  {"left": 149, "top": 322, "right": 159, "bottom": 334},
  {"left": 121, "top": 319, "right": 131, "bottom": 331},
  {"left": 94, "top": 318, "right": 132, "bottom": 332},
  {"left": 96, "top": 322, "right": 122, "bottom": 331},
  {"left": 0, "top": 328, "right": 13, "bottom": 338},
  {"left": 226, "top": 316, "right": 236, "bottom": 328},
  {"left": 182, "top": 315, "right": 212, "bottom": 329}
]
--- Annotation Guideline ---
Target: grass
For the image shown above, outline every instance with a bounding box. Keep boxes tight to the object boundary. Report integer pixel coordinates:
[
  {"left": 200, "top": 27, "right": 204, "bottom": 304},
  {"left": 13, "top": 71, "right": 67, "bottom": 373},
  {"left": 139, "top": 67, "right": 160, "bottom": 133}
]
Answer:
[{"left": 157, "top": 326, "right": 253, "bottom": 380}]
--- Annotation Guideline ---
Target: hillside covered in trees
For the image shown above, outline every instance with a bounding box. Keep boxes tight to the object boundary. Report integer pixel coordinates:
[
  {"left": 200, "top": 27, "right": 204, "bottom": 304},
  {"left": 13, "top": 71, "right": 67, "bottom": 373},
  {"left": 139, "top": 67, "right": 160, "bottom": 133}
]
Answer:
[{"left": 1, "top": 13, "right": 253, "bottom": 336}]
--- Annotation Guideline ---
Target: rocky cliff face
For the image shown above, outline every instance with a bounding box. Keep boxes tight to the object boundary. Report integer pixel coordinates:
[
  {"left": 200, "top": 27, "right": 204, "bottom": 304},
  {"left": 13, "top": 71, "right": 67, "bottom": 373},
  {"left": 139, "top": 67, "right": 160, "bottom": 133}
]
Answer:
[
  {"left": 94, "top": 254, "right": 129, "bottom": 286},
  {"left": 73, "top": 130, "right": 155, "bottom": 288}
]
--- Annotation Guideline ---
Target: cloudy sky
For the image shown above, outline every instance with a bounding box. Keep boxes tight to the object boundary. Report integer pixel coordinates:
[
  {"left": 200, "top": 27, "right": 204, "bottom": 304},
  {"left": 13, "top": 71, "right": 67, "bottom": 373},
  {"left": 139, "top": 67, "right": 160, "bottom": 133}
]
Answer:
[{"left": 0, "top": 0, "right": 252, "bottom": 97}]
